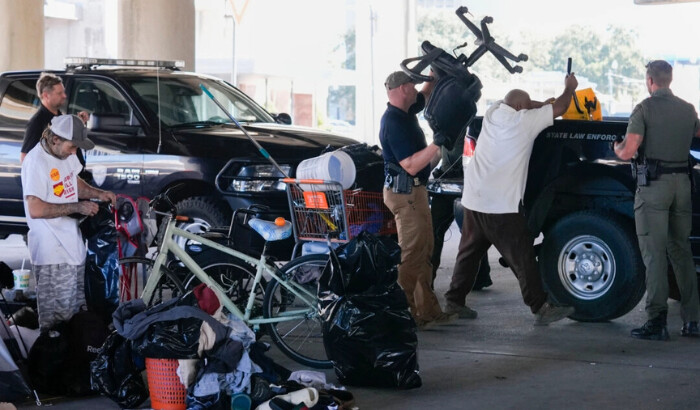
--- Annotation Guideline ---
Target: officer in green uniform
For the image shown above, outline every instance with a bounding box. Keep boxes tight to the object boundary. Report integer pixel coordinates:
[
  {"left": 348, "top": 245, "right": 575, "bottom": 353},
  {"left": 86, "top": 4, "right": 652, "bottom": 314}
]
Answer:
[{"left": 614, "top": 60, "right": 700, "bottom": 340}]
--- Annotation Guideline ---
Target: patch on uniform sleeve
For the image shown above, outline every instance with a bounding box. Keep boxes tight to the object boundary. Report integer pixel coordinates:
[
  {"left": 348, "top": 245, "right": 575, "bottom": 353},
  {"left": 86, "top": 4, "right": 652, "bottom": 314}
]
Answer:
[
  {"left": 53, "top": 181, "right": 65, "bottom": 197},
  {"left": 50, "top": 168, "right": 60, "bottom": 181}
]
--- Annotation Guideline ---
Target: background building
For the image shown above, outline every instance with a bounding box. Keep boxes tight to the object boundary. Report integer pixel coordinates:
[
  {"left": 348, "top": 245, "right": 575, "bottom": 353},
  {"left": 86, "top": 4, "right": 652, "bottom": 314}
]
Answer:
[{"left": 1, "top": 0, "right": 700, "bottom": 146}]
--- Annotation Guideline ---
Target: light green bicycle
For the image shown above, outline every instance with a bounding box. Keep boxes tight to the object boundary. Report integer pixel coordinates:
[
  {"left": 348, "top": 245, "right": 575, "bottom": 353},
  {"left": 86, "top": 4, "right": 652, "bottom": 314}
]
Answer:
[{"left": 119, "top": 187, "right": 332, "bottom": 369}]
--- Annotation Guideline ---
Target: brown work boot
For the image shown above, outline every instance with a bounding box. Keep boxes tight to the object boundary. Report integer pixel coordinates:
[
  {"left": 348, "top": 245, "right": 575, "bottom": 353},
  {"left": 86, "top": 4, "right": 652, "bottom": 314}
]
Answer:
[
  {"left": 415, "top": 312, "right": 458, "bottom": 330},
  {"left": 415, "top": 318, "right": 436, "bottom": 331},
  {"left": 534, "top": 302, "right": 574, "bottom": 326},
  {"left": 432, "top": 311, "right": 459, "bottom": 325},
  {"left": 445, "top": 301, "right": 478, "bottom": 319}
]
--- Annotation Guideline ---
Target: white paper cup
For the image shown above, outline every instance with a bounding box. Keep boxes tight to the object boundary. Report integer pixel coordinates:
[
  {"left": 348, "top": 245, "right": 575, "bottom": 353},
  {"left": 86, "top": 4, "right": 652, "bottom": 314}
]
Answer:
[{"left": 13, "top": 269, "right": 30, "bottom": 290}]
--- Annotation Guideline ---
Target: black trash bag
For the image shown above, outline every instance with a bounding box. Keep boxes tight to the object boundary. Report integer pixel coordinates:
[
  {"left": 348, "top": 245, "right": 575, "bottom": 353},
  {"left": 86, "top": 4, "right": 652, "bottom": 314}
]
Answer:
[
  {"left": 115, "top": 294, "right": 226, "bottom": 360},
  {"left": 319, "top": 232, "right": 400, "bottom": 296},
  {"left": 90, "top": 331, "right": 149, "bottom": 409},
  {"left": 82, "top": 202, "right": 120, "bottom": 323},
  {"left": 132, "top": 315, "right": 204, "bottom": 359},
  {"left": 27, "top": 322, "right": 70, "bottom": 396},
  {"left": 319, "top": 232, "right": 421, "bottom": 389},
  {"left": 331, "top": 143, "right": 385, "bottom": 192},
  {"left": 64, "top": 306, "right": 110, "bottom": 396}
]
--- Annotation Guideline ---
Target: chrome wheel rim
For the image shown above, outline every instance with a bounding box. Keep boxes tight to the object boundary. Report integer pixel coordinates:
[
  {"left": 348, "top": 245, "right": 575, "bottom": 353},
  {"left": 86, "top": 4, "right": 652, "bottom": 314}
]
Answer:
[{"left": 557, "top": 235, "right": 616, "bottom": 300}]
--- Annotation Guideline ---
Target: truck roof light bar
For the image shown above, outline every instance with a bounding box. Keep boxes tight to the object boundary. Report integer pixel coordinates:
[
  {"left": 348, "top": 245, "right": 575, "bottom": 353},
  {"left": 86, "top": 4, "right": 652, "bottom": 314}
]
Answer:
[{"left": 64, "top": 57, "right": 185, "bottom": 70}]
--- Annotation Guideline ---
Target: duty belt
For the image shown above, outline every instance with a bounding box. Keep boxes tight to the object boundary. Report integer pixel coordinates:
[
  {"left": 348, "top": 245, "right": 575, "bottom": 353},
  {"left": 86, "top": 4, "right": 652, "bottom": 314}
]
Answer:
[{"left": 384, "top": 175, "right": 423, "bottom": 188}]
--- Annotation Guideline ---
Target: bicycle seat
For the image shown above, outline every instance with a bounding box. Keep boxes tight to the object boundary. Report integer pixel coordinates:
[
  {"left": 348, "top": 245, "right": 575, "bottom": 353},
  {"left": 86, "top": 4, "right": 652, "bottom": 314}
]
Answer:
[{"left": 248, "top": 218, "right": 292, "bottom": 242}]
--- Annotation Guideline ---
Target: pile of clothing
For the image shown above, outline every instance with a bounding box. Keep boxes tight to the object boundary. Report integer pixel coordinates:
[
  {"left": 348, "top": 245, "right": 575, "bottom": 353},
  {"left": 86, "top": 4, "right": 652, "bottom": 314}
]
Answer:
[{"left": 94, "top": 285, "right": 355, "bottom": 410}]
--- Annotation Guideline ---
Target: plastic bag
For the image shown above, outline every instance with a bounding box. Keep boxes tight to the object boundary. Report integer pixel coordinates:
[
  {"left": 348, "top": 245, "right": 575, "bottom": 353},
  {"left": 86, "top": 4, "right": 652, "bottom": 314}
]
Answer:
[
  {"left": 333, "top": 143, "right": 385, "bottom": 192},
  {"left": 65, "top": 306, "right": 110, "bottom": 396},
  {"left": 319, "top": 232, "right": 421, "bottom": 389},
  {"left": 90, "top": 331, "right": 149, "bottom": 409},
  {"left": 132, "top": 316, "right": 204, "bottom": 359},
  {"left": 82, "top": 202, "right": 120, "bottom": 322},
  {"left": 319, "top": 232, "right": 400, "bottom": 296}
]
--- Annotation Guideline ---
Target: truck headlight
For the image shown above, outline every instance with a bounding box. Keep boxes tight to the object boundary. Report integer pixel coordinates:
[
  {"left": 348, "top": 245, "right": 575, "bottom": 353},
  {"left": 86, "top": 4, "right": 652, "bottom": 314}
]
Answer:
[{"left": 229, "top": 164, "right": 290, "bottom": 192}]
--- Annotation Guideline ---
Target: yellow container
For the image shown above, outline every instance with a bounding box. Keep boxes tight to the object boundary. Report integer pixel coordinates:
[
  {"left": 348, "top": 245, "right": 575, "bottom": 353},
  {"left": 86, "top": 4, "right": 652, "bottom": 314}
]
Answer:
[{"left": 562, "top": 88, "right": 602, "bottom": 121}]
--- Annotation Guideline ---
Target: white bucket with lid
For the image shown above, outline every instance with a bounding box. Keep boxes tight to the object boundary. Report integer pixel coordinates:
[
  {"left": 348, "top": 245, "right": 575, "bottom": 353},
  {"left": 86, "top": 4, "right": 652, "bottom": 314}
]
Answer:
[
  {"left": 13, "top": 269, "right": 30, "bottom": 290},
  {"left": 296, "top": 151, "right": 356, "bottom": 189}
]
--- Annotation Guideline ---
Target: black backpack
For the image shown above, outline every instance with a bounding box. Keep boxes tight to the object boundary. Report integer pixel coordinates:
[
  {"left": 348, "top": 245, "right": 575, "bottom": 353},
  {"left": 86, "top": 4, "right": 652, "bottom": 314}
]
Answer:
[
  {"left": 27, "top": 322, "right": 70, "bottom": 396},
  {"left": 65, "top": 307, "right": 110, "bottom": 395},
  {"left": 27, "top": 308, "right": 110, "bottom": 397}
]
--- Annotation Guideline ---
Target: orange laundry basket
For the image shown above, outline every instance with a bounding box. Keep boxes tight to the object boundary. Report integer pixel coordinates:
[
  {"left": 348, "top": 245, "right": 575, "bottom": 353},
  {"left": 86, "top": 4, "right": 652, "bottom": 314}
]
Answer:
[{"left": 145, "top": 358, "right": 187, "bottom": 410}]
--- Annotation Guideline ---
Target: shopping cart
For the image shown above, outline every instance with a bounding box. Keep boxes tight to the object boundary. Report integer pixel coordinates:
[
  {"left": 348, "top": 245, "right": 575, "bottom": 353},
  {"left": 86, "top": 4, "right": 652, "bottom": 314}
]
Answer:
[{"left": 282, "top": 178, "right": 397, "bottom": 244}]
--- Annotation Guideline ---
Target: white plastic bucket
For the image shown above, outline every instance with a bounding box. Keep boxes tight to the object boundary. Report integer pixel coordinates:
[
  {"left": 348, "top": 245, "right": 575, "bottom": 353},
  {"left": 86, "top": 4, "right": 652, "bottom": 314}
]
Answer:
[
  {"left": 296, "top": 151, "right": 356, "bottom": 189},
  {"left": 13, "top": 269, "right": 30, "bottom": 290}
]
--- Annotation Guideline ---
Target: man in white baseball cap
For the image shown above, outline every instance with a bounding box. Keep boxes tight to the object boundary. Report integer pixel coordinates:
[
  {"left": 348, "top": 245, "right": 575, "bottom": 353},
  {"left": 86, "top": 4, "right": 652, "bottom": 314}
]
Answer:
[{"left": 20, "top": 114, "right": 115, "bottom": 330}]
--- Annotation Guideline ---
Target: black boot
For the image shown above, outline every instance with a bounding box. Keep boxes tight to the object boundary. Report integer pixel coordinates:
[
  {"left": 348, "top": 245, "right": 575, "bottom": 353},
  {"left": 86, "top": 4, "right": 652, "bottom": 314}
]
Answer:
[
  {"left": 631, "top": 313, "right": 669, "bottom": 341},
  {"left": 681, "top": 321, "right": 699, "bottom": 337}
]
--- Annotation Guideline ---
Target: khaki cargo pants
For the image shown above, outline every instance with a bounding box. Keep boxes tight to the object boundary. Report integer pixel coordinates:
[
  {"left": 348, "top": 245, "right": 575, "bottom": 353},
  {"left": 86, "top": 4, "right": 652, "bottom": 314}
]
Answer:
[{"left": 384, "top": 186, "right": 444, "bottom": 321}]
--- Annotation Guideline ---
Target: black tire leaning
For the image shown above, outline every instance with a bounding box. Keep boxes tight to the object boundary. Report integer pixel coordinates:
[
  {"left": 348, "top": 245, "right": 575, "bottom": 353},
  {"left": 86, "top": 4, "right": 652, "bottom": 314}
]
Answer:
[
  {"left": 118, "top": 257, "right": 186, "bottom": 307},
  {"left": 263, "top": 254, "right": 332, "bottom": 369},
  {"left": 539, "top": 211, "right": 645, "bottom": 322}
]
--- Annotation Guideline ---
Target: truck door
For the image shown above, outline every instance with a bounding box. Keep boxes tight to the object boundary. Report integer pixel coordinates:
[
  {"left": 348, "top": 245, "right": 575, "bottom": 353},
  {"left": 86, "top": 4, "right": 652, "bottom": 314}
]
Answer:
[
  {"left": 691, "top": 138, "right": 700, "bottom": 265},
  {"left": 66, "top": 78, "right": 145, "bottom": 198},
  {"left": 0, "top": 78, "right": 40, "bottom": 230}
]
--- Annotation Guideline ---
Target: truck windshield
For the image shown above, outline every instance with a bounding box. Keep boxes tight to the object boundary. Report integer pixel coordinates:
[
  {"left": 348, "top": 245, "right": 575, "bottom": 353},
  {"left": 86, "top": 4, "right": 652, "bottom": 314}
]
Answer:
[{"left": 124, "top": 76, "right": 275, "bottom": 127}]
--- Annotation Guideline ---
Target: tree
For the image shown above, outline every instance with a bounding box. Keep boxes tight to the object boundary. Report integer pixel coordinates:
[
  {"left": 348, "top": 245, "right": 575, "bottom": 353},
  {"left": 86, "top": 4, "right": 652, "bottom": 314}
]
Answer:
[
  {"left": 416, "top": 9, "right": 531, "bottom": 81},
  {"left": 543, "top": 26, "right": 645, "bottom": 98},
  {"left": 416, "top": 9, "right": 646, "bottom": 99}
]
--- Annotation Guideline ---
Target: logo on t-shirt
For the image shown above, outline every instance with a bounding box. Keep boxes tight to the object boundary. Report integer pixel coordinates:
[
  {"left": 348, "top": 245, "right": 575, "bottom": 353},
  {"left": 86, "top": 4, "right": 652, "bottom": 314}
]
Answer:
[
  {"left": 53, "top": 181, "right": 65, "bottom": 197},
  {"left": 50, "top": 168, "right": 60, "bottom": 181}
]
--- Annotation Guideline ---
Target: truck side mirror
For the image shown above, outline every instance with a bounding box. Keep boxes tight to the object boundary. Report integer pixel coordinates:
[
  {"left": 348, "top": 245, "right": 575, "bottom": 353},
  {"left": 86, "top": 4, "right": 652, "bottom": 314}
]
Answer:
[
  {"left": 272, "top": 113, "right": 292, "bottom": 125},
  {"left": 88, "top": 113, "right": 141, "bottom": 135}
]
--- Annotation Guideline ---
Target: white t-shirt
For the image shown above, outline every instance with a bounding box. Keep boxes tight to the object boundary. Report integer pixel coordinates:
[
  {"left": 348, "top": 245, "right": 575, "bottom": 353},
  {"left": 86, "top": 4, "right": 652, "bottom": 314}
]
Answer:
[
  {"left": 21, "top": 144, "right": 86, "bottom": 265},
  {"left": 462, "top": 101, "right": 553, "bottom": 214}
]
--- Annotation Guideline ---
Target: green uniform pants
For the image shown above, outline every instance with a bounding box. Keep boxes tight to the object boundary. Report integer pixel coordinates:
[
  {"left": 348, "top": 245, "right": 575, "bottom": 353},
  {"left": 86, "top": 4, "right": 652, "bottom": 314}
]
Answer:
[{"left": 635, "top": 173, "right": 699, "bottom": 322}]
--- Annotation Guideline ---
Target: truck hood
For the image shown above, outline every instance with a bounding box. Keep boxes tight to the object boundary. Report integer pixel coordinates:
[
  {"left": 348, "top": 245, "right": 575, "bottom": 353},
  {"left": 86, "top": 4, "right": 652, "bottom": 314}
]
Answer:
[{"left": 167, "top": 123, "right": 359, "bottom": 162}]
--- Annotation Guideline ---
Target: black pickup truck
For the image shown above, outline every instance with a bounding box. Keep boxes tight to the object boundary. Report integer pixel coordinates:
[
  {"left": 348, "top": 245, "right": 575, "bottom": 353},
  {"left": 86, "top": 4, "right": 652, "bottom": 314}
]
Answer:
[
  {"left": 0, "top": 58, "right": 374, "bottom": 259},
  {"left": 428, "top": 117, "right": 700, "bottom": 322}
]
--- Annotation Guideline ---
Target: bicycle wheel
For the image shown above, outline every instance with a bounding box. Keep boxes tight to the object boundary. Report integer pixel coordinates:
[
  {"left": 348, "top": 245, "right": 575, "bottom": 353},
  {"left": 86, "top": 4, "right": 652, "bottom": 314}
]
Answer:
[
  {"left": 263, "top": 253, "right": 332, "bottom": 369},
  {"left": 185, "top": 248, "right": 265, "bottom": 318},
  {"left": 118, "top": 257, "right": 186, "bottom": 307}
]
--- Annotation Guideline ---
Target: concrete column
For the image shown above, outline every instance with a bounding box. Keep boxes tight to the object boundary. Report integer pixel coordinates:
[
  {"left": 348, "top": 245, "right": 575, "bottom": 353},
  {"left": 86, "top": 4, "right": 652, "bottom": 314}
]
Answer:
[
  {"left": 0, "top": 0, "right": 44, "bottom": 71},
  {"left": 118, "top": 0, "right": 195, "bottom": 71},
  {"left": 355, "top": 0, "right": 415, "bottom": 146}
]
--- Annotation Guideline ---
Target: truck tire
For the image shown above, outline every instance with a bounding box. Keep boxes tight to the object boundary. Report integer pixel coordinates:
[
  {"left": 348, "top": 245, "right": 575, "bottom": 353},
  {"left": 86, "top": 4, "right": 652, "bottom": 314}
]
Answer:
[
  {"left": 539, "top": 211, "right": 645, "bottom": 322},
  {"left": 174, "top": 196, "right": 229, "bottom": 249}
]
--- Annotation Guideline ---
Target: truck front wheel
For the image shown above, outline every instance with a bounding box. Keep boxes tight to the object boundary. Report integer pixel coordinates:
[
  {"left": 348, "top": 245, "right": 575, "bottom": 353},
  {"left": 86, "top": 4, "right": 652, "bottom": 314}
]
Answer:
[
  {"left": 539, "top": 211, "right": 645, "bottom": 322},
  {"left": 174, "top": 196, "right": 229, "bottom": 249}
]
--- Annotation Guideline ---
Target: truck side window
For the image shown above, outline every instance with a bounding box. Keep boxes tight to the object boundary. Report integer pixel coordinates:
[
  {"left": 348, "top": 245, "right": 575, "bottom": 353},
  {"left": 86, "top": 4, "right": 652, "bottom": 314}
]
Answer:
[
  {"left": 0, "top": 79, "right": 40, "bottom": 126},
  {"left": 68, "top": 79, "right": 133, "bottom": 121}
]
